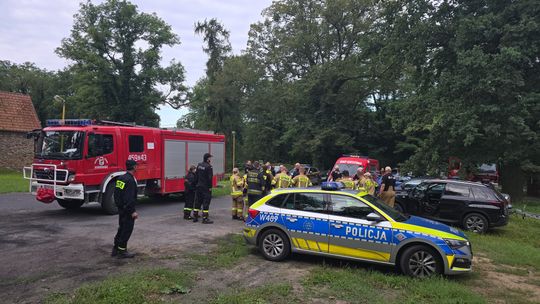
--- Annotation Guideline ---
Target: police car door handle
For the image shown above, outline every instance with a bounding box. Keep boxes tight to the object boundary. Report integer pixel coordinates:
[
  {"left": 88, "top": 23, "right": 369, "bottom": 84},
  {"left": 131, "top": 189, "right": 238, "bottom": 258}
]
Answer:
[
  {"left": 331, "top": 224, "right": 343, "bottom": 229},
  {"left": 286, "top": 217, "right": 298, "bottom": 222}
]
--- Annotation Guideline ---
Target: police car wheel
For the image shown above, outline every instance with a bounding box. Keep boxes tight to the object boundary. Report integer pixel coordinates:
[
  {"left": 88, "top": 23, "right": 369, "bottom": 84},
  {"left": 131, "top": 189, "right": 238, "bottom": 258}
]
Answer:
[
  {"left": 57, "top": 199, "right": 84, "bottom": 210},
  {"left": 400, "top": 245, "right": 442, "bottom": 278},
  {"left": 259, "top": 229, "right": 290, "bottom": 261},
  {"left": 463, "top": 213, "right": 488, "bottom": 234},
  {"left": 102, "top": 182, "right": 119, "bottom": 215}
]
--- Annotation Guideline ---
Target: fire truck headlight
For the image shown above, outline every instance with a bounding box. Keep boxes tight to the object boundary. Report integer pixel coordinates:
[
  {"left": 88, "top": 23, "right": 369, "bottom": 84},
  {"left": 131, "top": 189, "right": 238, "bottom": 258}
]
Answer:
[{"left": 68, "top": 174, "right": 76, "bottom": 182}]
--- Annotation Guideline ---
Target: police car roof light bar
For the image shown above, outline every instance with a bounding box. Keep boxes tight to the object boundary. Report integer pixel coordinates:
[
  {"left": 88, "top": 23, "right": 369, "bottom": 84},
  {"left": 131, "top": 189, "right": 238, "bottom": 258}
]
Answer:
[
  {"left": 321, "top": 181, "right": 344, "bottom": 191},
  {"left": 46, "top": 119, "right": 93, "bottom": 127}
]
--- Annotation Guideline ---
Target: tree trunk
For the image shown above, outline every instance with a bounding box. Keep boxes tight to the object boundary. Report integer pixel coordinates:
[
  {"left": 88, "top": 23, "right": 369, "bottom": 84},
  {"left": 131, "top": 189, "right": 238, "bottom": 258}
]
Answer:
[
  {"left": 526, "top": 173, "right": 540, "bottom": 197},
  {"left": 500, "top": 162, "right": 525, "bottom": 201}
]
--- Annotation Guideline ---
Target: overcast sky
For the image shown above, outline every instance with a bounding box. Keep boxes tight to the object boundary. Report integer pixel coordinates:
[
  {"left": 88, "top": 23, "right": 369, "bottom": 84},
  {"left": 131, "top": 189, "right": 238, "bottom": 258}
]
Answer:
[{"left": 0, "top": 0, "right": 273, "bottom": 127}]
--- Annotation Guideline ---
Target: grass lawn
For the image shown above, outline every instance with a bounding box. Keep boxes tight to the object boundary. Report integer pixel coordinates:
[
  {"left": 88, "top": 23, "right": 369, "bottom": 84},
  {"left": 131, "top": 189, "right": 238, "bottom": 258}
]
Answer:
[
  {"left": 0, "top": 168, "right": 28, "bottom": 194},
  {"left": 44, "top": 207, "right": 540, "bottom": 304},
  {"left": 212, "top": 180, "right": 231, "bottom": 197},
  {"left": 512, "top": 196, "right": 540, "bottom": 214}
]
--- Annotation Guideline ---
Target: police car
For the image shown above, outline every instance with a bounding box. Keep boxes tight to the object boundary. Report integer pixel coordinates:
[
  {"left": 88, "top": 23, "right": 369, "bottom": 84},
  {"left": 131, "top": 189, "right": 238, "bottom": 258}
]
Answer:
[{"left": 243, "top": 182, "right": 472, "bottom": 278}]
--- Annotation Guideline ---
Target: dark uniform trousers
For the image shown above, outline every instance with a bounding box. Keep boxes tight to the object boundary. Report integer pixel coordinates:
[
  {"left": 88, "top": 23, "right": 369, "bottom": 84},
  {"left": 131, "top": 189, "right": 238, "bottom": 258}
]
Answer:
[
  {"left": 247, "top": 194, "right": 262, "bottom": 206},
  {"left": 184, "top": 188, "right": 195, "bottom": 211},
  {"left": 114, "top": 209, "right": 135, "bottom": 250},
  {"left": 195, "top": 186, "right": 212, "bottom": 218}
]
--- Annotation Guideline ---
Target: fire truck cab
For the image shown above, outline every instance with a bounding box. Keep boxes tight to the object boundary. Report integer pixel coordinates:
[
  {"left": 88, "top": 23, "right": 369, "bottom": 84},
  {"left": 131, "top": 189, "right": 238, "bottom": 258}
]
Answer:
[
  {"left": 331, "top": 155, "right": 380, "bottom": 178},
  {"left": 24, "top": 119, "right": 225, "bottom": 214}
]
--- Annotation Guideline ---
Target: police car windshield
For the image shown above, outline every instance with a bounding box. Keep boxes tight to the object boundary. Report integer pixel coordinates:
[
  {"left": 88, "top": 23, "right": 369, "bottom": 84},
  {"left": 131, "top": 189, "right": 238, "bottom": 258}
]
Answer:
[
  {"left": 361, "top": 194, "right": 409, "bottom": 222},
  {"left": 35, "top": 131, "right": 84, "bottom": 160}
]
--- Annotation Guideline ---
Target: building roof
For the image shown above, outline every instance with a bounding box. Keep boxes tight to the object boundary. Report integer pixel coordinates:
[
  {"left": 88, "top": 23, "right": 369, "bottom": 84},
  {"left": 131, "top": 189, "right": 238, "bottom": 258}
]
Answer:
[{"left": 0, "top": 91, "right": 41, "bottom": 132}]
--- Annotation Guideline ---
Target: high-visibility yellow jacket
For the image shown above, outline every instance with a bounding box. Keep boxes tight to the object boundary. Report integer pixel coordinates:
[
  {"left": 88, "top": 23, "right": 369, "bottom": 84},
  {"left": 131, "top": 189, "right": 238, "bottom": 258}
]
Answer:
[
  {"left": 292, "top": 175, "right": 312, "bottom": 188},
  {"left": 230, "top": 174, "right": 244, "bottom": 198},
  {"left": 273, "top": 173, "right": 293, "bottom": 188},
  {"left": 337, "top": 177, "right": 355, "bottom": 189}
]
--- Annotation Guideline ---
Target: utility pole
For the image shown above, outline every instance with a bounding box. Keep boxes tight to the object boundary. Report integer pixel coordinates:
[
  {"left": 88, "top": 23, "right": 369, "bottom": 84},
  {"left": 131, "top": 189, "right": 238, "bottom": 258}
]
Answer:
[{"left": 232, "top": 131, "right": 236, "bottom": 170}]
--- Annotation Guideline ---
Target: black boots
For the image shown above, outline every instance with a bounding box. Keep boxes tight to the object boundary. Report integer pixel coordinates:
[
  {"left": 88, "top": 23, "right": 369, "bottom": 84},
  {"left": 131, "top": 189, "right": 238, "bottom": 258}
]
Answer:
[
  {"left": 202, "top": 217, "right": 214, "bottom": 224},
  {"left": 117, "top": 250, "right": 136, "bottom": 259},
  {"left": 183, "top": 210, "right": 193, "bottom": 220},
  {"left": 112, "top": 246, "right": 135, "bottom": 258},
  {"left": 111, "top": 246, "right": 118, "bottom": 257},
  {"left": 192, "top": 211, "right": 199, "bottom": 222}
]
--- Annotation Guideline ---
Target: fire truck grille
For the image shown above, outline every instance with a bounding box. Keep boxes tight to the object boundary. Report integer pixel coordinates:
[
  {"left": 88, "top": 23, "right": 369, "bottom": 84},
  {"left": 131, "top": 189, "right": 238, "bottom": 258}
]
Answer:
[{"left": 34, "top": 169, "right": 67, "bottom": 182}]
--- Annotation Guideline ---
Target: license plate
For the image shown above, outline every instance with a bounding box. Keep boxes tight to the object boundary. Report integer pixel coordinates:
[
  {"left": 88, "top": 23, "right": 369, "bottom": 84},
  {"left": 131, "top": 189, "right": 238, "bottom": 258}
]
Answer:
[{"left": 39, "top": 185, "right": 54, "bottom": 190}]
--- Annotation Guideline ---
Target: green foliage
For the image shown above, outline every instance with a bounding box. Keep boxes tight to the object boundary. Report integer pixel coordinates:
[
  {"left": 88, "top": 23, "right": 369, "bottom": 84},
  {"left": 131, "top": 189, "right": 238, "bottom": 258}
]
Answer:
[
  {"left": 0, "top": 168, "right": 28, "bottom": 194},
  {"left": 56, "top": 0, "right": 187, "bottom": 126},
  {"left": 0, "top": 61, "right": 69, "bottom": 124},
  {"left": 44, "top": 268, "right": 192, "bottom": 304}
]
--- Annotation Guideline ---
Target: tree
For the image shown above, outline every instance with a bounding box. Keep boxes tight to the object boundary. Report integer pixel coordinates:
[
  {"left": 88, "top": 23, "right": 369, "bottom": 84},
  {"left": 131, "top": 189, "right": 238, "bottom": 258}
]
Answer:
[
  {"left": 56, "top": 0, "right": 187, "bottom": 126},
  {"left": 387, "top": 0, "right": 540, "bottom": 199},
  {"left": 0, "top": 60, "right": 69, "bottom": 125},
  {"left": 194, "top": 18, "right": 232, "bottom": 84}
]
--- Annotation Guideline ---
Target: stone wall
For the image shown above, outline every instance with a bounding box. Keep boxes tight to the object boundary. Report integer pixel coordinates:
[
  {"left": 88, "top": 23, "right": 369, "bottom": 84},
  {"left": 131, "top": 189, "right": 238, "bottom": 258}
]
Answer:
[{"left": 0, "top": 131, "right": 34, "bottom": 170}]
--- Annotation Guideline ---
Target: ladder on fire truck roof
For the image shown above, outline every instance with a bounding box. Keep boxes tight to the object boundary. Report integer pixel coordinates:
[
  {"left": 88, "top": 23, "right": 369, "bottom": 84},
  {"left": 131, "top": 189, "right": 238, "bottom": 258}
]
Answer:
[{"left": 161, "top": 127, "right": 215, "bottom": 134}]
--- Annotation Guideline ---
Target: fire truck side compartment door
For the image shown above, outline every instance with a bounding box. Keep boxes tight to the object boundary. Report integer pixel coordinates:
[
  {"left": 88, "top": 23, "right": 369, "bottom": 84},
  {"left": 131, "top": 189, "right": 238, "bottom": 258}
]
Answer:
[
  {"left": 163, "top": 140, "right": 186, "bottom": 193},
  {"left": 210, "top": 142, "right": 225, "bottom": 175}
]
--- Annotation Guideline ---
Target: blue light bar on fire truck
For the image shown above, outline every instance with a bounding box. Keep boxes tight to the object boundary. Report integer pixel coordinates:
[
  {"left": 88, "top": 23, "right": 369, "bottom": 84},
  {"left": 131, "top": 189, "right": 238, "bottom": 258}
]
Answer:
[{"left": 46, "top": 119, "right": 93, "bottom": 127}]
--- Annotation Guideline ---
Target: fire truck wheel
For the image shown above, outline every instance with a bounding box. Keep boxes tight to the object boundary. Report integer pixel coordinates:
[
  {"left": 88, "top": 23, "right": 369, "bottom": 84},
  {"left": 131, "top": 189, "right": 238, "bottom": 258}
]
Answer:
[
  {"left": 57, "top": 199, "right": 84, "bottom": 210},
  {"left": 102, "top": 182, "right": 119, "bottom": 215}
]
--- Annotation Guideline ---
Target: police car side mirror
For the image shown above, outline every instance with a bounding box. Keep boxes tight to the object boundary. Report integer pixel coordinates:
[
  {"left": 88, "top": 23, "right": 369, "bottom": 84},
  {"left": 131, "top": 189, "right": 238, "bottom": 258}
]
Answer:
[{"left": 366, "top": 212, "right": 382, "bottom": 222}]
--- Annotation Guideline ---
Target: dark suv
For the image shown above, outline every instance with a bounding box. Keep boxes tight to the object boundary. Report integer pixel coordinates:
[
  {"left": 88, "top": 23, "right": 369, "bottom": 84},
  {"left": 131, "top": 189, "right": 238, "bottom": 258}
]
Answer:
[{"left": 395, "top": 180, "right": 509, "bottom": 233}]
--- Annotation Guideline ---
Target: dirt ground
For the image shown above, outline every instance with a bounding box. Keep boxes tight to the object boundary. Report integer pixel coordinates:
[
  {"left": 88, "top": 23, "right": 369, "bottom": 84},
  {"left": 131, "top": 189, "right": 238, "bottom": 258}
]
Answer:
[{"left": 0, "top": 193, "right": 246, "bottom": 303}]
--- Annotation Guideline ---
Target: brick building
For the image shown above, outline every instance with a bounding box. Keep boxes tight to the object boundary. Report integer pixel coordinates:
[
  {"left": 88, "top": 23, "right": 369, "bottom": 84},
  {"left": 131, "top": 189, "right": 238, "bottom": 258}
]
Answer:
[{"left": 0, "top": 91, "right": 41, "bottom": 170}]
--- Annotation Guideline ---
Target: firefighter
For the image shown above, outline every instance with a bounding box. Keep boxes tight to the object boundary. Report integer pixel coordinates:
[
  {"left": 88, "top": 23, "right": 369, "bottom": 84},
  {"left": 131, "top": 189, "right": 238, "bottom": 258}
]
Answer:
[
  {"left": 379, "top": 166, "right": 396, "bottom": 207},
  {"left": 244, "top": 160, "right": 252, "bottom": 174},
  {"left": 273, "top": 165, "right": 293, "bottom": 189},
  {"left": 246, "top": 161, "right": 265, "bottom": 206},
  {"left": 263, "top": 162, "right": 274, "bottom": 195},
  {"left": 193, "top": 153, "right": 214, "bottom": 224},
  {"left": 364, "top": 172, "right": 376, "bottom": 196},
  {"left": 183, "top": 165, "right": 196, "bottom": 220},
  {"left": 230, "top": 168, "right": 244, "bottom": 220},
  {"left": 337, "top": 170, "right": 355, "bottom": 189},
  {"left": 353, "top": 166, "right": 365, "bottom": 181},
  {"left": 242, "top": 171, "right": 249, "bottom": 218},
  {"left": 329, "top": 165, "right": 342, "bottom": 182},
  {"left": 112, "top": 159, "right": 138, "bottom": 259},
  {"left": 355, "top": 168, "right": 367, "bottom": 192},
  {"left": 291, "top": 163, "right": 301, "bottom": 178},
  {"left": 292, "top": 166, "right": 312, "bottom": 187}
]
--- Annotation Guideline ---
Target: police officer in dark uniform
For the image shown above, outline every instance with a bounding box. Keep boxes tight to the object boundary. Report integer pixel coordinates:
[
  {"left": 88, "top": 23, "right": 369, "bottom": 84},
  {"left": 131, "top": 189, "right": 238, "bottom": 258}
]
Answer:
[
  {"left": 183, "top": 165, "right": 197, "bottom": 220},
  {"left": 246, "top": 161, "right": 265, "bottom": 206},
  {"left": 112, "top": 159, "right": 138, "bottom": 259},
  {"left": 193, "top": 153, "right": 214, "bottom": 224}
]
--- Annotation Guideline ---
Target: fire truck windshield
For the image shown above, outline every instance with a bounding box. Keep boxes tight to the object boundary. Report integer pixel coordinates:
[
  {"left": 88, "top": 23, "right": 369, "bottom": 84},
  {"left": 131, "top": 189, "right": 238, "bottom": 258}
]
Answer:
[{"left": 35, "top": 131, "right": 84, "bottom": 160}]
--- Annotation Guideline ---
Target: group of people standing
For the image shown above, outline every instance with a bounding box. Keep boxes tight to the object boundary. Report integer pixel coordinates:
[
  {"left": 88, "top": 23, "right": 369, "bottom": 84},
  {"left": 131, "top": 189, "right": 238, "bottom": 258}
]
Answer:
[
  {"left": 228, "top": 161, "right": 314, "bottom": 220},
  {"left": 328, "top": 165, "right": 397, "bottom": 207}
]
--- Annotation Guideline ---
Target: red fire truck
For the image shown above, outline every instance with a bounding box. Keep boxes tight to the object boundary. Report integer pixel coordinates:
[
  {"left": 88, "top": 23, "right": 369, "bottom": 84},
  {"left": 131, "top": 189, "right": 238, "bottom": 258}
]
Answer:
[
  {"left": 329, "top": 155, "right": 380, "bottom": 179},
  {"left": 23, "top": 119, "right": 225, "bottom": 214}
]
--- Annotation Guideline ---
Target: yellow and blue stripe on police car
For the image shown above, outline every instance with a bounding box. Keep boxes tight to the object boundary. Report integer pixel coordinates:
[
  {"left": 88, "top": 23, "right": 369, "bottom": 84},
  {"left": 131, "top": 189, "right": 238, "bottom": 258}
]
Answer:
[{"left": 245, "top": 196, "right": 468, "bottom": 267}]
